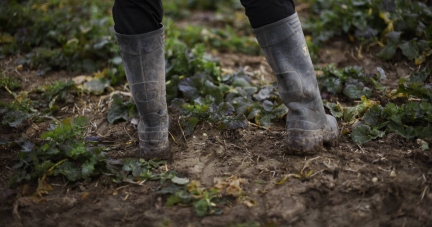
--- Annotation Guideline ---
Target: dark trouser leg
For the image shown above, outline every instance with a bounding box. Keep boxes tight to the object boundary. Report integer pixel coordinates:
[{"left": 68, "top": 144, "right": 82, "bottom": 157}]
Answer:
[
  {"left": 240, "top": 0, "right": 296, "bottom": 29},
  {"left": 113, "top": 1, "right": 170, "bottom": 159},
  {"left": 113, "top": 0, "right": 163, "bottom": 35},
  {"left": 243, "top": 1, "right": 339, "bottom": 153}
]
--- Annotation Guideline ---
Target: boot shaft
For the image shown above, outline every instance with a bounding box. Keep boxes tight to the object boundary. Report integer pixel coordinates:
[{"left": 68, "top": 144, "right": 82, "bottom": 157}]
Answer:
[
  {"left": 253, "top": 13, "right": 327, "bottom": 131},
  {"left": 116, "top": 27, "right": 167, "bottom": 118},
  {"left": 116, "top": 26, "right": 170, "bottom": 158}
]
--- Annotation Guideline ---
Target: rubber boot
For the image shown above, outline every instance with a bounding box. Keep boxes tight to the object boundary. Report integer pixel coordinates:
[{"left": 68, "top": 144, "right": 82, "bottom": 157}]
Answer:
[
  {"left": 115, "top": 26, "right": 170, "bottom": 159},
  {"left": 253, "top": 13, "right": 339, "bottom": 154}
]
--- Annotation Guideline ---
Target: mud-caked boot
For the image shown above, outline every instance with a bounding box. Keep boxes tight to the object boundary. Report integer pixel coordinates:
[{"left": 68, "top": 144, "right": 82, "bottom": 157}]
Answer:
[
  {"left": 253, "top": 13, "right": 339, "bottom": 154},
  {"left": 115, "top": 26, "right": 170, "bottom": 159}
]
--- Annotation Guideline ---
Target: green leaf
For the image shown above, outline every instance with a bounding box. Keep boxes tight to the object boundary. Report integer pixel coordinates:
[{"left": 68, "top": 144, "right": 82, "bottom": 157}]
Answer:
[
  {"left": 232, "top": 97, "right": 251, "bottom": 115},
  {"left": 320, "top": 77, "right": 342, "bottom": 94},
  {"left": 417, "top": 40, "right": 430, "bottom": 51},
  {"left": 376, "top": 67, "right": 386, "bottom": 80},
  {"left": 215, "top": 102, "right": 235, "bottom": 115},
  {"left": 171, "top": 98, "right": 186, "bottom": 110},
  {"left": 362, "top": 105, "right": 382, "bottom": 126},
  {"left": 221, "top": 114, "right": 248, "bottom": 129},
  {"left": 262, "top": 100, "right": 274, "bottom": 112},
  {"left": 107, "top": 94, "right": 136, "bottom": 124},
  {"left": 272, "top": 104, "right": 288, "bottom": 118},
  {"left": 203, "top": 80, "right": 224, "bottom": 103},
  {"left": 387, "top": 31, "right": 402, "bottom": 44},
  {"left": 61, "top": 142, "right": 87, "bottom": 159},
  {"left": 247, "top": 103, "right": 261, "bottom": 120},
  {"left": 351, "top": 124, "right": 385, "bottom": 144},
  {"left": 35, "top": 160, "right": 54, "bottom": 174},
  {"left": 1, "top": 110, "right": 31, "bottom": 127},
  {"left": 323, "top": 101, "right": 343, "bottom": 118},
  {"left": 399, "top": 40, "right": 419, "bottom": 60},
  {"left": 343, "top": 96, "right": 376, "bottom": 123},
  {"left": 166, "top": 75, "right": 180, "bottom": 101},
  {"left": 166, "top": 190, "right": 192, "bottom": 206},
  {"left": 194, "top": 199, "right": 209, "bottom": 217},
  {"left": 343, "top": 83, "right": 372, "bottom": 99},
  {"left": 232, "top": 78, "right": 250, "bottom": 88},
  {"left": 256, "top": 113, "right": 272, "bottom": 127},
  {"left": 81, "top": 161, "right": 96, "bottom": 178},
  {"left": 84, "top": 78, "right": 110, "bottom": 95},
  {"left": 55, "top": 161, "right": 82, "bottom": 181},
  {"left": 178, "top": 74, "right": 205, "bottom": 99},
  {"left": 73, "top": 116, "right": 89, "bottom": 127},
  {"left": 420, "top": 124, "right": 432, "bottom": 139},
  {"left": 158, "top": 183, "right": 184, "bottom": 195},
  {"left": 410, "top": 69, "right": 430, "bottom": 83},
  {"left": 46, "top": 148, "right": 59, "bottom": 155},
  {"left": 377, "top": 43, "right": 397, "bottom": 60},
  {"left": 182, "top": 117, "right": 199, "bottom": 136}
]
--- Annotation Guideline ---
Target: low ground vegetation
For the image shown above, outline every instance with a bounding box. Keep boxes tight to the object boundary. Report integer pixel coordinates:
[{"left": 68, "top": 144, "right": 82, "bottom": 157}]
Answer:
[{"left": 0, "top": 0, "right": 431, "bottom": 226}]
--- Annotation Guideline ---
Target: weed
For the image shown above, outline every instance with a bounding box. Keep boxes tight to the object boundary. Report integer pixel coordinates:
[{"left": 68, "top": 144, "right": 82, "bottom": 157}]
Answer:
[
  {"left": 317, "top": 64, "right": 386, "bottom": 99},
  {"left": 305, "top": 0, "right": 432, "bottom": 63},
  {"left": 0, "top": 92, "right": 37, "bottom": 128},
  {"left": 0, "top": 75, "right": 21, "bottom": 90}
]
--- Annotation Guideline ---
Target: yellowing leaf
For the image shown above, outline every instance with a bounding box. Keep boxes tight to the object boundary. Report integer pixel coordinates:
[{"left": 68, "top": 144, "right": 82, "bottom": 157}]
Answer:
[
  {"left": 36, "top": 178, "right": 53, "bottom": 197},
  {"left": 241, "top": 197, "right": 258, "bottom": 207},
  {"left": 276, "top": 173, "right": 302, "bottom": 185},
  {"left": 72, "top": 75, "right": 93, "bottom": 85},
  {"left": 93, "top": 68, "right": 109, "bottom": 79},
  {"left": 305, "top": 170, "right": 313, "bottom": 178},
  {"left": 187, "top": 180, "right": 201, "bottom": 192}
]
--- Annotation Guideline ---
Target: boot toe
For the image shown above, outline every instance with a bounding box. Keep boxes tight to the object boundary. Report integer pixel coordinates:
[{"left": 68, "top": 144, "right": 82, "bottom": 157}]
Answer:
[
  {"left": 139, "top": 140, "right": 170, "bottom": 160},
  {"left": 323, "top": 114, "right": 339, "bottom": 145}
]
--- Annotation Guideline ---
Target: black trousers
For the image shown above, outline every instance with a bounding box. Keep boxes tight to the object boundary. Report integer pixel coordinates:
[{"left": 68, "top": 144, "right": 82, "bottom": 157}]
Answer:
[{"left": 113, "top": 0, "right": 296, "bottom": 35}]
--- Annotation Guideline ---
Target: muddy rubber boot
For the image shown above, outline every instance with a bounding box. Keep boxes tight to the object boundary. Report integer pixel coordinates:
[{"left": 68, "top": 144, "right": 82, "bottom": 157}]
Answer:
[
  {"left": 115, "top": 26, "right": 170, "bottom": 159},
  {"left": 253, "top": 13, "right": 339, "bottom": 154}
]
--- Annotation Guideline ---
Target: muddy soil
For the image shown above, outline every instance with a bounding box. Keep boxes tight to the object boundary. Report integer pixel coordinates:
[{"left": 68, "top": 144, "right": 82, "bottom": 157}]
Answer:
[{"left": 1, "top": 17, "right": 432, "bottom": 227}]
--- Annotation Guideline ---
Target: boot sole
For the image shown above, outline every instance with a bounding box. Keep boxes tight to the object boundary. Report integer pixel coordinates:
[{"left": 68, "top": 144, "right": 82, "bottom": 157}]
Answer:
[{"left": 284, "top": 129, "right": 339, "bottom": 155}]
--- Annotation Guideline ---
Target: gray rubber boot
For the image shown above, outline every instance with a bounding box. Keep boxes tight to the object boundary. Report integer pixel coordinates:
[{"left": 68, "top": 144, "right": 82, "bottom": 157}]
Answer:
[
  {"left": 253, "top": 13, "right": 339, "bottom": 154},
  {"left": 115, "top": 26, "right": 170, "bottom": 159}
]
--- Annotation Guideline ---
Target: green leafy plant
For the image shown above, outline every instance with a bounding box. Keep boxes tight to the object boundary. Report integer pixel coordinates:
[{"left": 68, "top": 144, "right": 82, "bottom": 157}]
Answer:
[
  {"left": 107, "top": 94, "right": 138, "bottom": 124},
  {"left": 163, "top": 180, "right": 223, "bottom": 217},
  {"left": 0, "top": 92, "right": 37, "bottom": 128},
  {"left": 393, "top": 68, "right": 432, "bottom": 102},
  {"left": 8, "top": 115, "right": 190, "bottom": 188},
  {"left": 167, "top": 21, "right": 261, "bottom": 55},
  {"left": 351, "top": 101, "right": 432, "bottom": 144},
  {"left": 317, "top": 64, "right": 386, "bottom": 99},
  {"left": 305, "top": 0, "right": 432, "bottom": 63},
  {"left": 0, "top": 75, "right": 21, "bottom": 90},
  {"left": 9, "top": 116, "right": 107, "bottom": 186},
  {"left": 35, "top": 80, "right": 76, "bottom": 103},
  {"left": 230, "top": 86, "right": 288, "bottom": 127},
  {"left": 107, "top": 158, "right": 180, "bottom": 185},
  {"left": 350, "top": 69, "right": 432, "bottom": 144},
  {"left": 171, "top": 98, "right": 248, "bottom": 136},
  {"left": 0, "top": 0, "right": 117, "bottom": 75},
  {"left": 377, "top": 31, "right": 432, "bottom": 63}
]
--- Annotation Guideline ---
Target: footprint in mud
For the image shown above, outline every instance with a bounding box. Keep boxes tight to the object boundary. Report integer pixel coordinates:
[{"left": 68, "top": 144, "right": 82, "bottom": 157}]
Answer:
[{"left": 201, "top": 161, "right": 217, "bottom": 186}]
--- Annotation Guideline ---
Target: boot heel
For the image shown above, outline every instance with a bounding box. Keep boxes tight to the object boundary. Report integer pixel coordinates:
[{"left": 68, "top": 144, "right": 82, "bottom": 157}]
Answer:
[{"left": 285, "top": 129, "right": 323, "bottom": 154}]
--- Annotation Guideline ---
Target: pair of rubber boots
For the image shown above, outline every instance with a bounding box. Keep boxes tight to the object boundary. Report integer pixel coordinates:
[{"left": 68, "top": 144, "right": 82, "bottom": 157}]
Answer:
[{"left": 115, "top": 13, "right": 339, "bottom": 159}]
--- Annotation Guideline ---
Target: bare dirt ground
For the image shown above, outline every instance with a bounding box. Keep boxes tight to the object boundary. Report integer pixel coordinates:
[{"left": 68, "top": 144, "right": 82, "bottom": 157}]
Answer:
[{"left": 1, "top": 24, "right": 432, "bottom": 227}]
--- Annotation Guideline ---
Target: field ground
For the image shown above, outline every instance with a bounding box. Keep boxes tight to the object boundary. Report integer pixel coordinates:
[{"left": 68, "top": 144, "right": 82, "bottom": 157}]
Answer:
[{"left": 1, "top": 6, "right": 432, "bottom": 227}]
